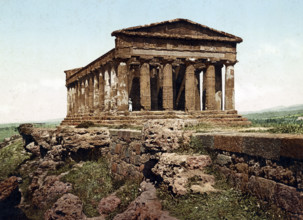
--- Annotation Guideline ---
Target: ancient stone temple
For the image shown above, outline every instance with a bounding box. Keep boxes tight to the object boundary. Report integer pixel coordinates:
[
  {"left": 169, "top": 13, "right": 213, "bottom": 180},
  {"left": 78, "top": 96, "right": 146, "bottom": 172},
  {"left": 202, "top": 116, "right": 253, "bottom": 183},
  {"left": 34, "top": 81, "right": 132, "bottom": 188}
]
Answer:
[{"left": 61, "top": 19, "right": 249, "bottom": 125}]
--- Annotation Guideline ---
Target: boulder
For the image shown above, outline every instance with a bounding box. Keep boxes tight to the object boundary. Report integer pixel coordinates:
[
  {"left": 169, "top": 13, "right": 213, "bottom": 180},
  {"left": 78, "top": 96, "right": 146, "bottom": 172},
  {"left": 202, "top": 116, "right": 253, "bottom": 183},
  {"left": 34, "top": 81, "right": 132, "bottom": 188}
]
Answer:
[
  {"left": 152, "top": 153, "right": 216, "bottom": 195},
  {"left": 44, "top": 193, "right": 86, "bottom": 220},
  {"left": 142, "top": 119, "right": 192, "bottom": 152},
  {"left": 98, "top": 194, "right": 121, "bottom": 215},
  {"left": 114, "top": 181, "right": 178, "bottom": 220}
]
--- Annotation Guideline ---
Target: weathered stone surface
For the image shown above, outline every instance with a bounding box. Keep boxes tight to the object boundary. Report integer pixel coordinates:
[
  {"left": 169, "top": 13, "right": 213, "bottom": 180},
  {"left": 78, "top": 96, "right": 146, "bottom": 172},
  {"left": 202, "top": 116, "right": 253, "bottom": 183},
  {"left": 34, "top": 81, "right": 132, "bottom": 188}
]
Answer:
[
  {"left": 243, "top": 136, "right": 281, "bottom": 160},
  {"left": 185, "top": 64, "right": 195, "bottom": 111},
  {"left": 274, "top": 183, "right": 303, "bottom": 215},
  {"left": 214, "top": 135, "right": 243, "bottom": 153},
  {"left": 142, "top": 119, "right": 192, "bottom": 152},
  {"left": 113, "top": 181, "right": 177, "bottom": 220},
  {"left": 44, "top": 193, "right": 86, "bottom": 220},
  {"left": 152, "top": 153, "right": 215, "bottom": 195},
  {"left": 0, "top": 176, "right": 19, "bottom": 202},
  {"left": 205, "top": 64, "right": 215, "bottom": 110},
  {"left": 140, "top": 63, "right": 151, "bottom": 110},
  {"left": 215, "top": 154, "right": 232, "bottom": 166},
  {"left": 225, "top": 64, "right": 235, "bottom": 110},
  {"left": 98, "top": 194, "right": 121, "bottom": 215},
  {"left": 0, "top": 176, "right": 27, "bottom": 220},
  {"left": 32, "top": 175, "right": 72, "bottom": 209}
]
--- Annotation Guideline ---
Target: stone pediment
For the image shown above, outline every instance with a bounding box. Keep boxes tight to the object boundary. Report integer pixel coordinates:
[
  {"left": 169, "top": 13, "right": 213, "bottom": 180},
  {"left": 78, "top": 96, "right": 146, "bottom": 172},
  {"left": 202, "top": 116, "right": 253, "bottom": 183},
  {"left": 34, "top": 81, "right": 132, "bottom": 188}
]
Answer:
[{"left": 112, "top": 18, "right": 242, "bottom": 43}]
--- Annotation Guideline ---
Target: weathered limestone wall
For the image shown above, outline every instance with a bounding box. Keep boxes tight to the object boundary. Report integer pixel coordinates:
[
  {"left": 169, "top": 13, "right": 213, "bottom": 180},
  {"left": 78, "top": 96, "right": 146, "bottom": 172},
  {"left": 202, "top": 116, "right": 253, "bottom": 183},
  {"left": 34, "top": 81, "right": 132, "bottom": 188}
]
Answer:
[{"left": 194, "top": 132, "right": 303, "bottom": 219}]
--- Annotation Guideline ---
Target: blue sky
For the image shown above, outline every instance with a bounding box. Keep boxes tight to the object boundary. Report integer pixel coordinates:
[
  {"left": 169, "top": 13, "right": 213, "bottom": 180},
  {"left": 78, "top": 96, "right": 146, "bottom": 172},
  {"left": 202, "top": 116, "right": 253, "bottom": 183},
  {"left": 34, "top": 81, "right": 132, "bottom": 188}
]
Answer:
[{"left": 0, "top": 0, "right": 302, "bottom": 123}]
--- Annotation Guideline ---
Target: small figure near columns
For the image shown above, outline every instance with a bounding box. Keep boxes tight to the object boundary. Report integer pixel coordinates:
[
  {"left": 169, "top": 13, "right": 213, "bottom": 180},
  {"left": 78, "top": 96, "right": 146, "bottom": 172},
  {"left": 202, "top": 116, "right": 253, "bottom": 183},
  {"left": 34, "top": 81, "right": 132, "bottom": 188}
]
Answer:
[{"left": 128, "top": 98, "right": 132, "bottom": 112}]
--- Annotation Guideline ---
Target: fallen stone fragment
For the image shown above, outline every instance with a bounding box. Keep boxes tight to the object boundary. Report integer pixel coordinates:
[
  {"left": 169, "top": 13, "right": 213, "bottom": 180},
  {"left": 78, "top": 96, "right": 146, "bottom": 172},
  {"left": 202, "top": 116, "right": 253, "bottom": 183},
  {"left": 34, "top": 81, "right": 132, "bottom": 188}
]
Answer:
[{"left": 44, "top": 193, "right": 86, "bottom": 220}]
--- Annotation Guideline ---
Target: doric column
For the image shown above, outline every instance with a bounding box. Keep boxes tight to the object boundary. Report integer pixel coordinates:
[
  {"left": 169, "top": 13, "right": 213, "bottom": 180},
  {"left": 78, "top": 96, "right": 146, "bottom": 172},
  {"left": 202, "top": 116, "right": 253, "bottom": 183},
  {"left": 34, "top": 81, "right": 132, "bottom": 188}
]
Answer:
[
  {"left": 215, "top": 65, "right": 223, "bottom": 110},
  {"left": 88, "top": 75, "right": 94, "bottom": 112},
  {"left": 74, "top": 83, "right": 79, "bottom": 114},
  {"left": 84, "top": 79, "right": 89, "bottom": 114},
  {"left": 104, "top": 70, "right": 110, "bottom": 111},
  {"left": 71, "top": 86, "right": 75, "bottom": 115},
  {"left": 225, "top": 64, "right": 235, "bottom": 110},
  {"left": 93, "top": 73, "right": 99, "bottom": 111},
  {"left": 110, "top": 66, "right": 118, "bottom": 111},
  {"left": 163, "top": 63, "right": 173, "bottom": 110},
  {"left": 185, "top": 64, "right": 195, "bottom": 111},
  {"left": 67, "top": 86, "right": 71, "bottom": 116},
  {"left": 117, "top": 62, "right": 129, "bottom": 111},
  {"left": 140, "top": 62, "right": 151, "bottom": 110},
  {"left": 205, "top": 64, "right": 215, "bottom": 110},
  {"left": 80, "top": 80, "right": 85, "bottom": 114},
  {"left": 99, "top": 70, "right": 104, "bottom": 111}
]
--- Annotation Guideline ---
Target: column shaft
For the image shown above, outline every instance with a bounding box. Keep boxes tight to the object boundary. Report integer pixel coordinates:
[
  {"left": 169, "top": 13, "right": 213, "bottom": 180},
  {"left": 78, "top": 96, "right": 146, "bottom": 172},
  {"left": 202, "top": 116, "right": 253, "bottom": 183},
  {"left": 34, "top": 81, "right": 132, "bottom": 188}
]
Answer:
[
  {"left": 99, "top": 71, "right": 104, "bottom": 111},
  {"left": 84, "top": 79, "right": 89, "bottom": 113},
  {"left": 104, "top": 70, "right": 110, "bottom": 111},
  {"left": 215, "top": 65, "right": 222, "bottom": 110},
  {"left": 110, "top": 67, "right": 118, "bottom": 111},
  {"left": 163, "top": 63, "right": 173, "bottom": 110},
  {"left": 117, "top": 62, "right": 129, "bottom": 111},
  {"left": 225, "top": 65, "right": 235, "bottom": 110},
  {"left": 140, "top": 63, "right": 151, "bottom": 110},
  {"left": 67, "top": 86, "right": 71, "bottom": 116},
  {"left": 80, "top": 80, "right": 85, "bottom": 114},
  {"left": 185, "top": 64, "right": 195, "bottom": 111},
  {"left": 93, "top": 74, "right": 99, "bottom": 111},
  {"left": 205, "top": 64, "right": 216, "bottom": 110}
]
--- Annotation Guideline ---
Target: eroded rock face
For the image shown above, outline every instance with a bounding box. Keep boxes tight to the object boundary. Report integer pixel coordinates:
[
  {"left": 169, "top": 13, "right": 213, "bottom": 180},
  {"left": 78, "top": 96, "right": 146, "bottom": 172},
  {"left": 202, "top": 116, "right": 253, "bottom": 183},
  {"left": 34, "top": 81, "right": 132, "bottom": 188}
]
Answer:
[
  {"left": 0, "top": 176, "right": 27, "bottom": 220},
  {"left": 113, "top": 181, "right": 178, "bottom": 220},
  {"left": 32, "top": 175, "right": 72, "bottom": 209},
  {"left": 44, "top": 193, "right": 86, "bottom": 220},
  {"left": 98, "top": 194, "right": 121, "bottom": 215},
  {"left": 153, "top": 153, "right": 216, "bottom": 195},
  {"left": 142, "top": 119, "right": 192, "bottom": 152}
]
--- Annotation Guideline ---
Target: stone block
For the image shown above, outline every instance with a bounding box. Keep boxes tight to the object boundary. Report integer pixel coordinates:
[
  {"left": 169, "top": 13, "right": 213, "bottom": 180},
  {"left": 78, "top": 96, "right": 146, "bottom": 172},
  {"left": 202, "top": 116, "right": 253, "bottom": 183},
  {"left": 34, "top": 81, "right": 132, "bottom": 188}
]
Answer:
[
  {"left": 193, "top": 134, "right": 214, "bottom": 149},
  {"left": 215, "top": 154, "right": 232, "bottom": 166},
  {"left": 214, "top": 135, "right": 243, "bottom": 153},
  {"left": 115, "top": 144, "right": 122, "bottom": 154},
  {"left": 247, "top": 176, "right": 276, "bottom": 201},
  {"left": 235, "top": 163, "right": 248, "bottom": 174},
  {"left": 243, "top": 136, "right": 281, "bottom": 160},
  {"left": 280, "top": 137, "right": 303, "bottom": 160},
  {"left": 274, "top": 183, "right": 303, "bottom": 214}
]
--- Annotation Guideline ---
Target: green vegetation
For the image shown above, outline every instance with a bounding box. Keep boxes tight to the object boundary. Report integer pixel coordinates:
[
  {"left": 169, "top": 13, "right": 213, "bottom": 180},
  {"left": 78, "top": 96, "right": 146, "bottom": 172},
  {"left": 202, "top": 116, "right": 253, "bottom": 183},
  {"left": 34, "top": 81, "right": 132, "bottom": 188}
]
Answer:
[
  {"left": 0, "top": 139, "right": 32, "bottom": 181},
  {"left": 158, "top": 167, "right": 286, "bottom": 220},
  {"left": 0, "top": 121, "right": 60, "bottom": 142},
  {"left": 244, "top": 109, "right": 303, "bottom": 134},
  {"left": 61, "top": 159, "right": 113, "bottom": 217},
  {"left": 0, "top": 126, "right": 19, "bottom": 142},
  {"left": 61, "top": 159, "right": 140, "bottom": 218}
]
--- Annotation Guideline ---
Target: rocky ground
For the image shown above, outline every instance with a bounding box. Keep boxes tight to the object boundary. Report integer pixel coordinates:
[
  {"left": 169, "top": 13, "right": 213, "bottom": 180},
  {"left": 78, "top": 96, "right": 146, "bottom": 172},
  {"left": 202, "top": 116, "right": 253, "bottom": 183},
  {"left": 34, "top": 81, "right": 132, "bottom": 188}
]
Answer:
[{"left": 0, "top": 121, "right": 287, "bottom": 220}]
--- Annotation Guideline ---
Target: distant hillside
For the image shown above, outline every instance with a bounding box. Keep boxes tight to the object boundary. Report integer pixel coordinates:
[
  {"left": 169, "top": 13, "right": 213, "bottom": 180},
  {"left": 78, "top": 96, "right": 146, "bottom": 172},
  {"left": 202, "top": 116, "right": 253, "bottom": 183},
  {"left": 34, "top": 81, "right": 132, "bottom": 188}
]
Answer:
[{"left": 243, "top": 104, "right": 303, "bottom": 121}]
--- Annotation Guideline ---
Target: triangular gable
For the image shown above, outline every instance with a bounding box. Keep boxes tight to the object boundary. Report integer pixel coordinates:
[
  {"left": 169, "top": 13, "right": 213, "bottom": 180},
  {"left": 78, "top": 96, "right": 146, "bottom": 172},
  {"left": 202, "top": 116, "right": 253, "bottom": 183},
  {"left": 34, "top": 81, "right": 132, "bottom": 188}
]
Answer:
[{"left": 112, "top": 18, "right": 242, "bottom": 43}]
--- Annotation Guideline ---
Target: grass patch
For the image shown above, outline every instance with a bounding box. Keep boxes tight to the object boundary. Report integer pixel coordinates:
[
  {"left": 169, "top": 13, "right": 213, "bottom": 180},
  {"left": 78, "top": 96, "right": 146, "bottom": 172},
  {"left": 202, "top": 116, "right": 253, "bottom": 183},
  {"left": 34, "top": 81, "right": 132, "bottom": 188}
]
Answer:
[
  {"left": 61, "top": 159, "right": 113, "bottom": 217},
  {"left": 0, "top": 139, "right": 31, "bottom": 181},
  {"left": 106, "top": 179, "right": 141, "bottom": 219},
  {"left": 0, "top": 126, "right": 19, "bottom": 142},
  {"left": 157, "top": 168, "right": 286, "bottom": 220}
]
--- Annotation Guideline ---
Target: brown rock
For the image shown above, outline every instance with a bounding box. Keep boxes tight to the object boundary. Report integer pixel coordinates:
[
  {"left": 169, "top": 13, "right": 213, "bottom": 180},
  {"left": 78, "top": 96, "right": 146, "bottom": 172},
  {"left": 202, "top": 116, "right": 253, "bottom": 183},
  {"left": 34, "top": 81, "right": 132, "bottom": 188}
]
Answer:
[
  {"left": 113, "top": 181, "right": 177, "bottom": 220},
  {"left": 274, "top": 183, "right": 303, "bottom": 214},
  {"left": 247, "top": 176, "right": 276, "bottom": 201},
  {"left": 44, "top": 193, "right": 86, "bottom": 220},
  {"left": 32, "top": 175, "right": 72, "bottom": 209},
  {"left": 98, "top": 194, "right": 121, "bottom": 215},
  {"left": 0, "top": 176, "right": 19, "bottom": 201}
]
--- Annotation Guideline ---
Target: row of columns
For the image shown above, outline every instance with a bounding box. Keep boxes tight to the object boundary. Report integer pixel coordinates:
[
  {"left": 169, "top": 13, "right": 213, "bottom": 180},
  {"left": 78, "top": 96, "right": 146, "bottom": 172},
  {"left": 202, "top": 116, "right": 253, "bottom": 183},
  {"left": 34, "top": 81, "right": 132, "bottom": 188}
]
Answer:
[{"left": 66, "top": 60, "right": 235, "bottom": 116}]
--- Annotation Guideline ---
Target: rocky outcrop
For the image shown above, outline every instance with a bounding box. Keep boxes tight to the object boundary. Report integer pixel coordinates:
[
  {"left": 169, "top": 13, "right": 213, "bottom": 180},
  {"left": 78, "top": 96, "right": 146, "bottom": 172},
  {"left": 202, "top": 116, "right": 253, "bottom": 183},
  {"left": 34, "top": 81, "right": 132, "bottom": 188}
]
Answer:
[
  {"left": 142, "top": 119, "right": 192, "bottom": 152},
  {"left": 113, "top": 181, "right": 178, "bottom": 220},
  {"left": 44, "top": 193, "right": 86, "bottom": 220},
  {"left": 0, "top": 176, "right": 27, "bottom": 220},
  {"left": 152, "top": 153, "right": 216, "bottom": 195},
  {"left": 98, "top": 194, "right": 121, "bottom": 215},
  {"left": 0, "top": 134, "right": 21, "bottom": 149}
]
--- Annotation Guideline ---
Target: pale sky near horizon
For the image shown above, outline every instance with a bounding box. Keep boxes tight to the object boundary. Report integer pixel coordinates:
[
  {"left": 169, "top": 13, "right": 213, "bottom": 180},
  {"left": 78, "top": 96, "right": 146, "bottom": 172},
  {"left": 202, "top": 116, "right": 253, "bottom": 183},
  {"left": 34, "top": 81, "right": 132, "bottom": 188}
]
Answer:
[{"left": 0, "top": 0, "right": 302, "bottom": 123}]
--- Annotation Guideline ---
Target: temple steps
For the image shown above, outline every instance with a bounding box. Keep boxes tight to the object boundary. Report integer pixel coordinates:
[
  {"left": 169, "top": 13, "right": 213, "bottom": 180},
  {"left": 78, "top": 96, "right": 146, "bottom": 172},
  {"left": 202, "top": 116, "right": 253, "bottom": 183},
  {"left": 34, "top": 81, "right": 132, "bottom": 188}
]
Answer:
[{"left": 61, "top": 110, "right": 251, "bottom": 126}]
